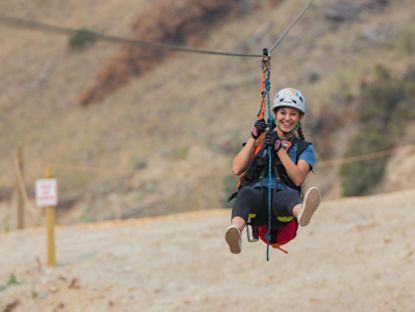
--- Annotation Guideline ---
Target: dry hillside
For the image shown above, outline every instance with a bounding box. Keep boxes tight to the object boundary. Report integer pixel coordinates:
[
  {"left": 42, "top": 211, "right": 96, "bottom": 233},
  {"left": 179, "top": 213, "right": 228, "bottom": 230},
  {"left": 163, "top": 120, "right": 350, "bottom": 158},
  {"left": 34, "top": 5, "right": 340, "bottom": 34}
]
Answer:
[{"left": 0, "top": 0, "right": 415, "bottom": 227}]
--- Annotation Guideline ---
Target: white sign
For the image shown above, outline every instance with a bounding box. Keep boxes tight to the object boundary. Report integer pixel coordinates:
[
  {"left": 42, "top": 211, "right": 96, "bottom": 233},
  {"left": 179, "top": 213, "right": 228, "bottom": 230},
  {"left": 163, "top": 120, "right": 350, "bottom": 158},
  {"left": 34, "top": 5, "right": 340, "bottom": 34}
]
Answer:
[{"left": 35, "top": 179, "right": 58, "bottom": 207}]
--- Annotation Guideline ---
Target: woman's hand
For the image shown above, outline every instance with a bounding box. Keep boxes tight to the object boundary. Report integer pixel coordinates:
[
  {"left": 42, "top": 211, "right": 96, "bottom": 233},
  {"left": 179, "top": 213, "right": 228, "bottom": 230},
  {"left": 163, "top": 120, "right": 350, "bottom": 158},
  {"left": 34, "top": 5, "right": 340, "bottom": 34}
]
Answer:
[
  {"left": 264, "top": 131, "right": 281, "bottom": 152},
  {"left": 251, "top": 119, "right": 267, "bottom": 139},
  {"left": 265, "top": 131, "right": 310, "bottom": 186}
]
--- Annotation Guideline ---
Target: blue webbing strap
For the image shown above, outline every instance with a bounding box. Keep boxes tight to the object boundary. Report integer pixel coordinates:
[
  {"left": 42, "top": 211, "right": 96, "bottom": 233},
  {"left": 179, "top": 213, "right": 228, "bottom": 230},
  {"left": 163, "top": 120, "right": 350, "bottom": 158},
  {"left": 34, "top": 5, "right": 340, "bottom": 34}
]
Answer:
[{"left": 263, "top": 75, "right": 273, "bottom": 261}]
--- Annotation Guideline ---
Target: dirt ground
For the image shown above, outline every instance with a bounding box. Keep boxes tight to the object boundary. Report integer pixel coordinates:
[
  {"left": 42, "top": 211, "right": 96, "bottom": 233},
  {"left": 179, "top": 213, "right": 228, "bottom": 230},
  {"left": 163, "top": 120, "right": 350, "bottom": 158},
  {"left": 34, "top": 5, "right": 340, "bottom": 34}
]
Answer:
[{"left": 1, "top": 189, "right": 414, "bottom": 312}]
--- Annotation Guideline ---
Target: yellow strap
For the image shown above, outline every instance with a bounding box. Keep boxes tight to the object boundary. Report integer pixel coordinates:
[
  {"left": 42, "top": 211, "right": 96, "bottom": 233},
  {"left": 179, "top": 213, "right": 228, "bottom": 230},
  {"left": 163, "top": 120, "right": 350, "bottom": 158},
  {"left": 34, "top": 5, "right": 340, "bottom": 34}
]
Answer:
[
  {"left": 249, "top": 213, "right": 294, "bottom": 223},
  {"left": 277, "top": 216, "right": 294, "bottom": 222}
]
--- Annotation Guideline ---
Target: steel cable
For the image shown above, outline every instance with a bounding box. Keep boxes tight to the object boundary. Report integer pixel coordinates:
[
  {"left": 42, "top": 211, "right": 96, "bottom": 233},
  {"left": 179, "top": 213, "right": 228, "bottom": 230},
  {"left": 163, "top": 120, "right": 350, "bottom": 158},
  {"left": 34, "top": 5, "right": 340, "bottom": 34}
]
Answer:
[
  {"left": 0, "top": 0, "right": 313, "bottom": 58},
  {"left": 0, "top": 14, "right": 261, "bottom": 58},
  {"left": 269, "top": 0, "right": 313, "bottom": 53}
]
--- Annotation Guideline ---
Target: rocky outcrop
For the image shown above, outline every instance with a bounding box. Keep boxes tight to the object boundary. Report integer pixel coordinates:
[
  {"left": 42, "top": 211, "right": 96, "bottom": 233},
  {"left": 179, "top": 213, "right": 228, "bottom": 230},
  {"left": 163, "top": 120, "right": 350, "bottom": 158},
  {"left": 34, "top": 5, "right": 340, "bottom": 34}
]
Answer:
[{"left": 78, "top": 0, "right": 239, "bottom": 106}]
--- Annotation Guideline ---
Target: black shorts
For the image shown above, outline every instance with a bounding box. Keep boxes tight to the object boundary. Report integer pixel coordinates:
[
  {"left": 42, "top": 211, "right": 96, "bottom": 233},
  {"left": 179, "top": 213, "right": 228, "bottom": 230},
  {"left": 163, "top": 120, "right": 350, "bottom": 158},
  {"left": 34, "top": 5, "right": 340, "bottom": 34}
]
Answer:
[{"left": 231, "top": 186, "right": 302, "bottom": 227}]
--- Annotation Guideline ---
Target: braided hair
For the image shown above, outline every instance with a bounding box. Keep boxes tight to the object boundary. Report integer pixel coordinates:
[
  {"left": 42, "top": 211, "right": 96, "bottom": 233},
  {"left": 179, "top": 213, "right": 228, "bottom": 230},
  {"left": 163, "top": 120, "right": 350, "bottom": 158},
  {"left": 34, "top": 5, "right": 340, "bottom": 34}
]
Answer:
[
  {"left": 297, "top": 121, "right": 305, "bottom": 140},
  {"left": 297, "top": 120, "right": 315, "bottom": 174}
]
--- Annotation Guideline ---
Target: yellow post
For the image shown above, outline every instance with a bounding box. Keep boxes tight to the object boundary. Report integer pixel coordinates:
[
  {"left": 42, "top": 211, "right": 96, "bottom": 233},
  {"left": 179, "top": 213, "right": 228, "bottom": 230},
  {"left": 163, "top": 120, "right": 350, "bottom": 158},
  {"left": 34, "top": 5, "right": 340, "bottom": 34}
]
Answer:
[
  {"left": 16, "top": 145, "right": 25, "bottom": 229},
  {"left": 45, "top": 167, "right": 56, "bottom": 267}
]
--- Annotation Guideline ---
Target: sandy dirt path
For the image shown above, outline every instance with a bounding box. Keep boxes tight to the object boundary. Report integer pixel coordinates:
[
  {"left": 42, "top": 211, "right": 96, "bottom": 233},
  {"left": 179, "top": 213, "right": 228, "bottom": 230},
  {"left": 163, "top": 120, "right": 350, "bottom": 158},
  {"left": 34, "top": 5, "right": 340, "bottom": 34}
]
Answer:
[{"left": 1, "top": 189, "right": 414, "bottom": 312}]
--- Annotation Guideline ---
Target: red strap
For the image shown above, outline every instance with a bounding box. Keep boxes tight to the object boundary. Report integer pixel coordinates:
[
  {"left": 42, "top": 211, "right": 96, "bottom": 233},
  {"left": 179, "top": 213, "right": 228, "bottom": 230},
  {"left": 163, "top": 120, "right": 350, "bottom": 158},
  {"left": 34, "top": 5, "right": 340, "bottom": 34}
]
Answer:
[{"left": 271, "top": 244, "right": 288, "bottom": 254}]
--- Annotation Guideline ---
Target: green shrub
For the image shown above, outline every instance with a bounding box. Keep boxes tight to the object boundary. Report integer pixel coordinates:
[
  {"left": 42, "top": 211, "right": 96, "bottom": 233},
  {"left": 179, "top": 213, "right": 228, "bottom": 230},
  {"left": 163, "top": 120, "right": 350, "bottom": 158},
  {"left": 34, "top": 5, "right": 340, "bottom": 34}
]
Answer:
[
  {"left": 2, "top": 217, "right": 10, "bottom": 233},
  {"left": 341, "top": 137, "right": 391, "bottom": 196},
  {"left": 0, "top": 273, "right": 21, "bottom": 291},
  {"left": 129, "top": 153, "right": 147, "bottom": 170},
  {"left": 394, "top": 23, "right": 415, "bottom": 54},
  {"left": 340, "top": 64, "right": 415, "bottom": 196},
  {"left": 58, "top": 171, "right": 90, "bottom": 193},
  {"left": 7, "top": 273, "right": 20, "bottom": 286},
  {"left": 170, "top": 145, "right": 190, "bottom": 161},
  {"left": 69, "top": 28, "right": 97, "bottom": 49}
]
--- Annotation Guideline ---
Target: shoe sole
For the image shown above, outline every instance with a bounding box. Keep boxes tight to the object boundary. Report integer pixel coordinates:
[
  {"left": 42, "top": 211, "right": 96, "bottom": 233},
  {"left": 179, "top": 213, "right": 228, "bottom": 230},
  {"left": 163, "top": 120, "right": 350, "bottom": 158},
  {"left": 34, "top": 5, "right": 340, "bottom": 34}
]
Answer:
[
  {"left": 299, "top": 187, "right": 321, "bottom": 227},
  {"left": 225, "top": 226, "right": 241, "bottom": 254}
]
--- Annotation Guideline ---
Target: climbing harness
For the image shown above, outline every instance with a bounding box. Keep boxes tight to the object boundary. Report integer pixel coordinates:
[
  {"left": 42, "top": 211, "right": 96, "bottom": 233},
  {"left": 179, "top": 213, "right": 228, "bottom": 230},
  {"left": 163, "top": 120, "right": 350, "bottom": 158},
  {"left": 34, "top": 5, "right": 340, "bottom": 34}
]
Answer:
[{"left": 228, "top": 136, "right": 310, "bottom": 200}]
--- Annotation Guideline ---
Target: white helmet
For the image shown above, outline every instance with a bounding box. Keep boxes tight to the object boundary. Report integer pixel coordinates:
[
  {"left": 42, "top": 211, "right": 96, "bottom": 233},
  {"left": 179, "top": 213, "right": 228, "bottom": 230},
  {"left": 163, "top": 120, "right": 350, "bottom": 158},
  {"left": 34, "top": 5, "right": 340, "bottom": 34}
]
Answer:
[{"left": 272, "top": 88, "right": 306, "bottom": 114}]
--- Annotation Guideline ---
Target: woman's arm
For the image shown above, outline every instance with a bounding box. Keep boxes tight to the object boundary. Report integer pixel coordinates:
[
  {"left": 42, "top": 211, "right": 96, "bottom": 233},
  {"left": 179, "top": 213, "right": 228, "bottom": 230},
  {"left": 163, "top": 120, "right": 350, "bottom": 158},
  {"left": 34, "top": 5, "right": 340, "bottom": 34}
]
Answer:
[
  {"left": 276, "top": 148, "right": 310, "bottom": 187},
  {"left": 231, "top": 137, "right": 257, "bottom": 176}
]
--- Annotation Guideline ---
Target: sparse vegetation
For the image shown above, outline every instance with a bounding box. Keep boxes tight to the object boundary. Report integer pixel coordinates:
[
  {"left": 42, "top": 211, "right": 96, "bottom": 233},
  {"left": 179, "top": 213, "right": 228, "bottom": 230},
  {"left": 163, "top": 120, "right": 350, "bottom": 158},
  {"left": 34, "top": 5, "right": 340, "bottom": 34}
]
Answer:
[
  {"left": 393, "top": 22, "right": 415, "bottom": 55},
  {"left": 68, "top": 28, "right": 97, "bottom": 49},
  {"left": 57, "top": 171, "right": 91, "bottom": 193},
  {"left": 341, "top": 65, "right": 415, "bottom": 196},
  {"left": 0, "top": 273, "right": 21, "bottom": 291},
  {"left": 129, "top": 153, "right": 148, "bottom": 170},
  {"left": 170, "top": 145, "right": 190, "bottom": 162},
  {"left": 2, "top": 217, "right": 10, "bottom": 233}
]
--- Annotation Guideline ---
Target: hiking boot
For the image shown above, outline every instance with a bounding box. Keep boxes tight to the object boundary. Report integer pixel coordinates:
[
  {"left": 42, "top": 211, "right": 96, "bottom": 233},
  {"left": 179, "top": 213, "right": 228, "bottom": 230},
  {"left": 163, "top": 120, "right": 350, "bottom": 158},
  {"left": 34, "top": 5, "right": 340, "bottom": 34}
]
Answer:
[
  {"left": 298, "top": 187, "right": 321, "bottom": 227},
  {"left": 225, "top": 224, "right": 242, "bottom": 254}
]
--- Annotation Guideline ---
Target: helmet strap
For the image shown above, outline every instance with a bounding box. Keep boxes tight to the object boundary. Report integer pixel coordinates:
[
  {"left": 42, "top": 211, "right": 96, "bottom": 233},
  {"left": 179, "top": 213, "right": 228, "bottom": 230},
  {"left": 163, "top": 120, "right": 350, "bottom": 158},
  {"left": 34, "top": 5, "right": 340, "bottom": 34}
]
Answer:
[{"left": 295, "top": 123, "right": 300, "bottom": 131}]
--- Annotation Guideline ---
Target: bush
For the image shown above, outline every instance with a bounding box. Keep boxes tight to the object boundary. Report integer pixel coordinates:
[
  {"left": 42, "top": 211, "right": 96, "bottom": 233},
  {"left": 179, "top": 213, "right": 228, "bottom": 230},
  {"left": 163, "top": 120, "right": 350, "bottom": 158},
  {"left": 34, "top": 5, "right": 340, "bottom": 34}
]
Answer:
[
  {"left": 340, "top": 134, "right": 391, "bottom": 196},
  {"left": 58, "top": 171, "right": 90, "bottom": 193},
  {"left": 340, "top": 64, "right": 415, "bottom": 196},
  {"left": 0, "top": 273, "right": 21, "bottom": 292},
  {"left": 394, "top": 23, "right": 415, "bottom": 55},
  {"left": 69, "top": 28, "right": 97, "bottom": 49},
  {"left": 170, "top": 145, "right": 190, "bottom": 161}
]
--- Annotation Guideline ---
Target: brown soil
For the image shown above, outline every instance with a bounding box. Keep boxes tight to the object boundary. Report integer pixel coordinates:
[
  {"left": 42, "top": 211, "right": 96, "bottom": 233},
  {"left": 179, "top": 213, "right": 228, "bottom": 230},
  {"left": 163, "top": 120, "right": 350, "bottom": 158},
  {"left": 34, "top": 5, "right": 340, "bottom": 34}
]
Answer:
[{"left": 1, "top": 189, "right": 414, "bottom": 311}]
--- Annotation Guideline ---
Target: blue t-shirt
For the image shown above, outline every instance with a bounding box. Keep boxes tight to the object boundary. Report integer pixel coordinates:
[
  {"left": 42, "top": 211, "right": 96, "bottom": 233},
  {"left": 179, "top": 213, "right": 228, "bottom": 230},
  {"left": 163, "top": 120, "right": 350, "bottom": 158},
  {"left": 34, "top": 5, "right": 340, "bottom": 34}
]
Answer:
[{"left": 249, "top": 140, "right": 315, "bottom": 191}]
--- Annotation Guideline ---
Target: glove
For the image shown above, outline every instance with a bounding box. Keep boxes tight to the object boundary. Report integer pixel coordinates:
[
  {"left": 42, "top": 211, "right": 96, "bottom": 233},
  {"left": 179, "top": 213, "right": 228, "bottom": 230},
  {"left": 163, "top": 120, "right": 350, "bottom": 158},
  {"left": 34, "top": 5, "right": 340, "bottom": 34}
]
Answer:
[
  {"left": 264, "top": 131, "right": 281, "bottom": 152},
  {"left": 251, "top": 119, "right": 267, "bottom": 139},
  {"left": 280, "top": 140, "right": 292, "bottom": 152},
  {"left": 269, "top": 119, "right": 276, "bottom": 131}
]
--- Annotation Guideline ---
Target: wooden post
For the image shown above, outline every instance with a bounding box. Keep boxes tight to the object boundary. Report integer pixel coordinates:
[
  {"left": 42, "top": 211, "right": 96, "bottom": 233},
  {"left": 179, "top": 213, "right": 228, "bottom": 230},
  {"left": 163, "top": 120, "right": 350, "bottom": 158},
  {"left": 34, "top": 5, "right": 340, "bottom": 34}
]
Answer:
[
  {"left": 16, "top": 144, "right": 25, "bottom": 229},
  {"left": 45, "top": 167, "right": 56, "bottom": 267}
]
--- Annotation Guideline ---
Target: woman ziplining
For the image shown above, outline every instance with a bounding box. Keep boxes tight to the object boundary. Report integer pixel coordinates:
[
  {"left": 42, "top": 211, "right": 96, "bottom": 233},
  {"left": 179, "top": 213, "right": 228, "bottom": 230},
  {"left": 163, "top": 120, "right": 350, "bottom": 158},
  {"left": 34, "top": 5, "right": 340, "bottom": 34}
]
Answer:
[{"left": 225, "top": 49, "right": 320, "bottom": 259}]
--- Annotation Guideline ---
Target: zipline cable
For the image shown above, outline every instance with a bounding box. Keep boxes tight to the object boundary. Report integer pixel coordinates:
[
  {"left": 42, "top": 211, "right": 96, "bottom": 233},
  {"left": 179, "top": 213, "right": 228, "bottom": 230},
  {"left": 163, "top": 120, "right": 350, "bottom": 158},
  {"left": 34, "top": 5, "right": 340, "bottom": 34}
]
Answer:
[
  {"left": 0, "top": 0, "right": 313, "bottom": 58},
  {"left": 269, "top": 0, "right": 313, "bottom": 53},
  {"left": 0, "top": 14, "right": 261, "bottom": 58}
]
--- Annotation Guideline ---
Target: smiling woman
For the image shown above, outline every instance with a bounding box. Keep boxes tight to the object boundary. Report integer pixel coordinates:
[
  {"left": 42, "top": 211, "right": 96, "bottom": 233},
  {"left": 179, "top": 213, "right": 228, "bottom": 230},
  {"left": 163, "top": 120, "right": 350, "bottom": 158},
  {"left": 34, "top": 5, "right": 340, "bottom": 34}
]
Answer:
[{"left": 225, "top": 87, "right": 321, "bottom": 255}]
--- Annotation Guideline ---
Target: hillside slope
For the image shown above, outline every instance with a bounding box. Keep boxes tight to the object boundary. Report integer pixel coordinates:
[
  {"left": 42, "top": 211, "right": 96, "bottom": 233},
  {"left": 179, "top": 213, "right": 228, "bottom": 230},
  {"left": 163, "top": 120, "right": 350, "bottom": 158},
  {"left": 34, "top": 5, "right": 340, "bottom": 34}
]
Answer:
[
  {"left": 1, "top": 0, "right": 415, "bottom": 225},
  {"left": 1, "top": 189, "right": 414, "bottom": 311}
]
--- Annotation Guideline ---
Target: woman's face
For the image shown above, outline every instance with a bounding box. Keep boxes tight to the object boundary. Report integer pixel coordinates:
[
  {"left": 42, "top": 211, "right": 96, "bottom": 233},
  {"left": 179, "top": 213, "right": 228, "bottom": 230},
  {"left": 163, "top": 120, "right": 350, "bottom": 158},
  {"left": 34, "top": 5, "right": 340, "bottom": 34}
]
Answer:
[{"left": 274, "top": 107, "right": 301, "bottom": 134}]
